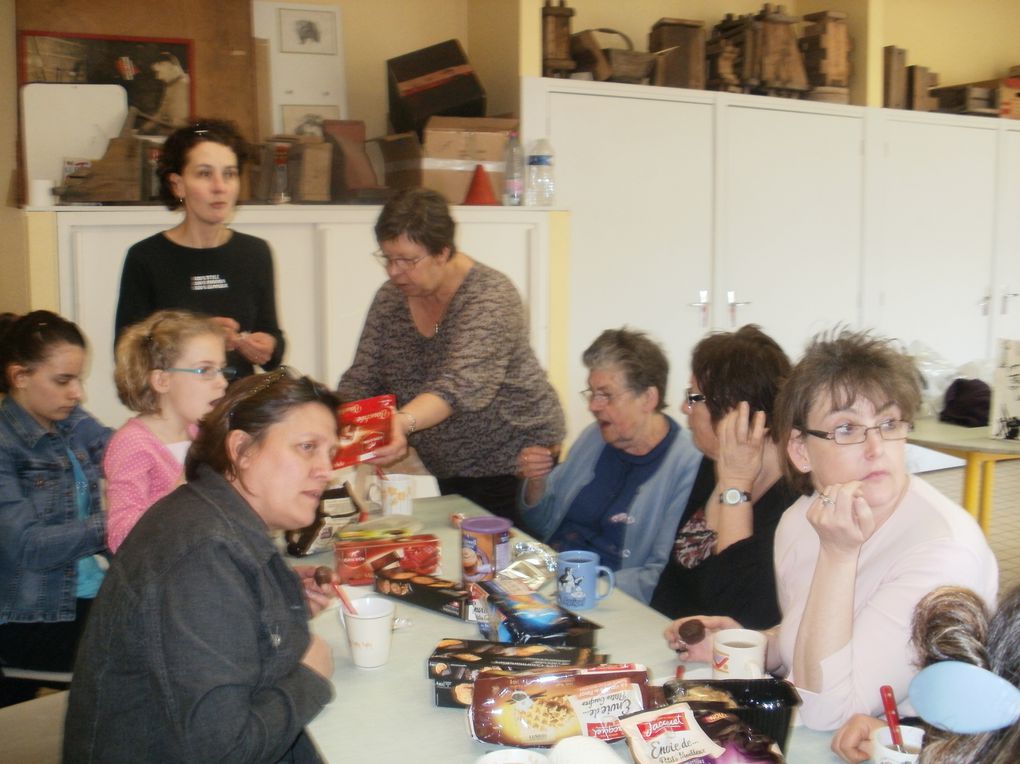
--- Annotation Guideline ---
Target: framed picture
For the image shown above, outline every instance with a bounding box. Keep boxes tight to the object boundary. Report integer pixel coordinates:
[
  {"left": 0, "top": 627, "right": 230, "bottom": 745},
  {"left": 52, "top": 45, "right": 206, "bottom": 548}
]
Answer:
[
  {"left": 281, "top": 104, "right": 341, "bottom": 136},
  {"left": 279, "top": 8, "right": 338, "bottom": 55},
  {"left": 19, "top": 31, "right": 194, "bottom": 136}
]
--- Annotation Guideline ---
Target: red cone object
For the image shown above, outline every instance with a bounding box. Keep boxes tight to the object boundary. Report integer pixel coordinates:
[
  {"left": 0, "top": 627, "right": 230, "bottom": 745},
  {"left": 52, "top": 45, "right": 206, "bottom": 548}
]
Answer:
[{"left": 462, "top": 164, "right": 499, "bottom": 205}]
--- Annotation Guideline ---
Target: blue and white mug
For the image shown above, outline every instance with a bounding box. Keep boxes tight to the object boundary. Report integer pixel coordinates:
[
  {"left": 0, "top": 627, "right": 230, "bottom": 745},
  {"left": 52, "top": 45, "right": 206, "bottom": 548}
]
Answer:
[{"left": 555, "top": 550, "right": 615, "bottom": 610}]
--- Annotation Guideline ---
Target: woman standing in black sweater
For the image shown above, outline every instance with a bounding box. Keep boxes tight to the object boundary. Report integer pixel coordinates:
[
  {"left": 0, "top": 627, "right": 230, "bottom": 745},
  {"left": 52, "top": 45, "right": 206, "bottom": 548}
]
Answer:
[{"left": 115, "top": 119, "right": 285, "bottom": 378}]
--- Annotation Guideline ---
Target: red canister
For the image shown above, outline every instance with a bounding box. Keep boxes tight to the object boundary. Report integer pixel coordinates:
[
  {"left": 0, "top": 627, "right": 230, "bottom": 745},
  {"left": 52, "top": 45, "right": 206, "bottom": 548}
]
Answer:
[{"left": 460, "top": 516, "right": 512, "bottom": 583}]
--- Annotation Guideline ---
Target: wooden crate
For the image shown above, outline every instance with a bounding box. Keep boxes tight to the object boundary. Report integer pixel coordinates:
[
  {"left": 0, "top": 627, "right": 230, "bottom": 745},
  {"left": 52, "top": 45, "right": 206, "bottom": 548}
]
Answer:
[{"left": 648, "top": 18, "right": 705, "bottom": 89}]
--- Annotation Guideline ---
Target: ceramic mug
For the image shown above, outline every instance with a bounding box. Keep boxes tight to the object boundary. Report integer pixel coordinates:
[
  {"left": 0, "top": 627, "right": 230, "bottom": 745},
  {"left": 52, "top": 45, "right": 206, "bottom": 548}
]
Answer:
[
  {"left": 711, "top": 628, "right": 767, "bottom": 679},
  {"left": 367, "top": 474, "right": 414, "bottom": 515},
  {"left": 555, "top": 550, "right": 615, "bottom": 610},
  {"left": 870, "top": 725, "right": 924, "bottom": 764},
  {"left": 338, "top": 596, "right": 395, "bottom": 669}
]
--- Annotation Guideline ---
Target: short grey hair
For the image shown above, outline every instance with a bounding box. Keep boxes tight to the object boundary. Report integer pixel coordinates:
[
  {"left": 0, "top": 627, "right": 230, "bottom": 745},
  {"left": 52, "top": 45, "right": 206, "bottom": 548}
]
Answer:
[{"left": 582, "top": 328, "right": 669, "bottom": 411}]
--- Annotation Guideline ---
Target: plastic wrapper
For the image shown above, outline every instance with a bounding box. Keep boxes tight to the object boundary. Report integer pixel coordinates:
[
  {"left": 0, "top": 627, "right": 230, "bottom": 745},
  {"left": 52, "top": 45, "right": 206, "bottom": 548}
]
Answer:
[
  {"left": 620, "top": 702, "right": 783, "bottom": 763},
  {"left": 497, "top": 540, "right": 558, "bottom": 591},
  {"left": 469, "top": 664, "right": 650, "bottom": 747},
  {"left": 476, "top": 579, "right": 601, "bottom": 646}
]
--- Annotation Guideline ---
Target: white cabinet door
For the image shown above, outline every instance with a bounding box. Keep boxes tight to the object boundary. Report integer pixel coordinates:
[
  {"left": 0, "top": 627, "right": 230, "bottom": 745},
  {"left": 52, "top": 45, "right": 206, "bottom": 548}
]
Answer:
[
  {"left": 867, "top": 116, "right": 999, "bottom": 365},
  {"left": 993, "top": 126, "right": 1020, "bottom": 343},
  {"left": 527, "top": 81, "right": 715, "bottom": 442},
  {"left": 716, "top": 104, "right": 864, "bottom": 358}
]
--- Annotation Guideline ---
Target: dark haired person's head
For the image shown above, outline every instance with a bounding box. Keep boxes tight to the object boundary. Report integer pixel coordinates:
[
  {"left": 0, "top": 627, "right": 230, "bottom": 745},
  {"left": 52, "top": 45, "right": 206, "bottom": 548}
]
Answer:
[
  {"left": 186, "top": 368, "right": 340, "bottom": 531},
  {"left": 682, "top": 325, "right": 790, "bottom": 459},
  {"left": 158, "top": 119, "right": 249, "bottom": 210},
  {"left": 775, "top": 327, "right": 921, "bottom": 498},
  {"left": 0, "top": 311, "right": 88, "bottom": 427},
  {"left": 374, "top": 187, "right": 456, "bottom": 257}
]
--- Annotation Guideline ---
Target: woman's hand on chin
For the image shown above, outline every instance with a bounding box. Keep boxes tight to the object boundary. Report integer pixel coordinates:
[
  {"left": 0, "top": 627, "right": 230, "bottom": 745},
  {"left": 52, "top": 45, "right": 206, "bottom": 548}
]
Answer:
[{"left": 808, "top": 481, "right": 876, "bottom": 556}]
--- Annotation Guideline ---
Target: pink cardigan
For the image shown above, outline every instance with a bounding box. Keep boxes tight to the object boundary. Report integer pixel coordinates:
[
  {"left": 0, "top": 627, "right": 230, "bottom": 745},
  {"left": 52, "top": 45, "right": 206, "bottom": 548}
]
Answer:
[{"left": 104, "top": 418, "right": 190, "bottom": 553}]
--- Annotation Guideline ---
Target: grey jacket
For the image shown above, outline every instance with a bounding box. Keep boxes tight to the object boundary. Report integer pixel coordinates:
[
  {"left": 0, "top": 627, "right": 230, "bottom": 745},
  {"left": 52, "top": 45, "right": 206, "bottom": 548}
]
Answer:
[{"left": 63, "top": 465, "right": 334, "bottom": 763}]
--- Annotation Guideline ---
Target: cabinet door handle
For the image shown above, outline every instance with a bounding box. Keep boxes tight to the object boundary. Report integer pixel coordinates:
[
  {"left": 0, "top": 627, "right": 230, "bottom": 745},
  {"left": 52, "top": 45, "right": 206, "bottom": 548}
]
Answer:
[
  {"left": 1002, "top": 291, "right": 1020, "bottom": 315},
  {"left": 688, "top": 289, "right": 710, "bottom": 328},
  {"left": 726, "top": 291, "right": 751, "bottom": 327},
  {"left": 979, "top": 294, "right": 991, "bottom": 316}
]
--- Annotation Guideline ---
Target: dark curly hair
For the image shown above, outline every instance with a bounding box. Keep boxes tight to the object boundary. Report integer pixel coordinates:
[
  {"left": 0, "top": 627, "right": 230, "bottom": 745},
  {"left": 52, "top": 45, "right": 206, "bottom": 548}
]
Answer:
[{"left": 157, "top": 118, "right": 250, "bottom": 210}]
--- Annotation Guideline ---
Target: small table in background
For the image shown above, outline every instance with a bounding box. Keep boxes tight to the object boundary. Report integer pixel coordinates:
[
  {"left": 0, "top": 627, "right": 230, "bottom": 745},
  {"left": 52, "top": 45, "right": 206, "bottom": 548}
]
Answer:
[{"left": 909, "top": 417, "right": 1020, "bottom": 534}]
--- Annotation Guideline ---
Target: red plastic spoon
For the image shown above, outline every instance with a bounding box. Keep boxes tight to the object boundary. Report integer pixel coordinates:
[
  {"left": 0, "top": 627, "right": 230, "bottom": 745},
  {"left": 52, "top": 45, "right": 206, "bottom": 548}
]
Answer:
[{"left": 880, "top": 684, "right": 906, "bottom": 753}]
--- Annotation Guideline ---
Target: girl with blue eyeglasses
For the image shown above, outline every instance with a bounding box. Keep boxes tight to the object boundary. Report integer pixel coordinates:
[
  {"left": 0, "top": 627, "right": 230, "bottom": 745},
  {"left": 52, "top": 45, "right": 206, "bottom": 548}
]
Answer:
[
  {"left": 105, "top": 309, "right": 230, "bottom": 553},
  {"left": 0, "top": 311, "right": 111, "bottom": 706}
]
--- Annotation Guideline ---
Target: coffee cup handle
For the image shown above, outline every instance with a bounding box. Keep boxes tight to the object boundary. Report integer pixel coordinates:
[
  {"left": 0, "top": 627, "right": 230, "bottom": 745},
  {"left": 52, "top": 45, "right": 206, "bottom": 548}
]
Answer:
[
  {"left": 596, "top": 566, "right": 615, "bottom": 602},
  {"left": 747, "top": 662, "right": 765, "bottom": 679}
]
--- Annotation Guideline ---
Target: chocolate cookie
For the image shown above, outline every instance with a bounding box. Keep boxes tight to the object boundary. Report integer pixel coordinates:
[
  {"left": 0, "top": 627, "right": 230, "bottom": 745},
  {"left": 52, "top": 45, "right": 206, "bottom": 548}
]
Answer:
[{"left": 679, "top": 618, "right": 706, "bottom": 645}]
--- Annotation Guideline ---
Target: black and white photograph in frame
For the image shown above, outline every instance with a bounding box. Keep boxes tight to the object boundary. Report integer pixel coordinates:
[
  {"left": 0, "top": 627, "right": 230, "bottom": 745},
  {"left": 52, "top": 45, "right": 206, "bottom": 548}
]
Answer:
[
  {"left": 279, "top": 8, "right": 338, "bottom": 55},
  {"left": 281, "top": 104, "right": 341, "bottom": 136}
]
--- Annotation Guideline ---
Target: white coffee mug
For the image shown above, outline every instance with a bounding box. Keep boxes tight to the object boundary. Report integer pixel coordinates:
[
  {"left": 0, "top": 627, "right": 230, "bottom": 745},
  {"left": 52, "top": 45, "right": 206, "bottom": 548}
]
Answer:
[
  {"left": 711, "top": 628, "right": 766, "bottom": 679},
  {"left": 337, "top": 596, "right": 395, "bottom": 669},
  {"left": 28, "top": 179, "right": 55, "bottom": 208},
  {"left": 870, "top": 725, "right": 924, "bottom": 764},
  {"left": 380, "top": 473, "right": 414, "bottom": 515}
]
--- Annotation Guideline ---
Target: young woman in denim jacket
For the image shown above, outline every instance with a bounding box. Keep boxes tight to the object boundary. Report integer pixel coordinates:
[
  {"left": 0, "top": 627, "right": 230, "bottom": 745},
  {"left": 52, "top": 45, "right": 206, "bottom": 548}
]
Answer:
[{"left": 0, "top": 311, "right": 111, "bottom": 705}]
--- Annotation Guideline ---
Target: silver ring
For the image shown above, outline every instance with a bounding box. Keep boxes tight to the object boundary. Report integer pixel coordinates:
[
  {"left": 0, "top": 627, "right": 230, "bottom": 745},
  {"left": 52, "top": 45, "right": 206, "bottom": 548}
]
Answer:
[{"left": 820, "top": 493, "right": 835, "bottom": 506}]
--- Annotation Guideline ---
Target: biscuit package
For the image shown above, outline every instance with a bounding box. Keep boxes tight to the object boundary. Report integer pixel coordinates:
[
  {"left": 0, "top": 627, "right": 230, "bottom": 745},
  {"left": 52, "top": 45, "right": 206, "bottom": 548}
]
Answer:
[
  {"left": 335, "top": 534, "right": 440, "bottom": 585},
  {"left": 374, "top": 568, "right": 472, "bottom": 619},
  {"left": 476, "top": 579, "right": 602, "bottom": 647},
  {"left": 332, "top": 394, "right": 396, "bottom": 469},
  {"left": 468, "top": 664, "right": 650, "bottom": 747},
  {"left": 619, "top": 702, "right": 784, "bottom": 764}
]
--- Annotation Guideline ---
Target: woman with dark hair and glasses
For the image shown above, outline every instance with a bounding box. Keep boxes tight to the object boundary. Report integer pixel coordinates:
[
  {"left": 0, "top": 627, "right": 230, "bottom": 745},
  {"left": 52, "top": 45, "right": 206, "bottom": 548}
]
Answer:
[
  {"left": 517, "top": 328, "right": 701, "bottom": 603},
  {"left": 0, "top": 311, "right": 112, "bottom": 706},
  {"left": 65, "top": 368, "right": 338, "bottom": 761},
  {"left": 652, "top": 325, "right": 796, "bottom": 629},
  {"left": 115, "top": 118, "right": 285, "bottom": 378},
  {"left": 339, "top": 187, "right": 564, "bottom": 520},
  {"left": 666, "top": 329, "right": 997, "bottom": 732}
]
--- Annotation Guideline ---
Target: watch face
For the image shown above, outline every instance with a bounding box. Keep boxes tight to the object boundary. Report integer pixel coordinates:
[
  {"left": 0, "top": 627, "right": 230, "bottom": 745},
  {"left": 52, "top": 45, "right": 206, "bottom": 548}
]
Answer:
[{"left": 722, "top": 488, "right": 749, "bottom": 505}]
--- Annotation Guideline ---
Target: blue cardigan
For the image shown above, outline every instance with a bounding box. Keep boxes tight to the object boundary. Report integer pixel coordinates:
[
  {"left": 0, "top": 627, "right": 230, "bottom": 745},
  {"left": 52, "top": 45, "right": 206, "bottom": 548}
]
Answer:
[{"left": 520, "top": 419, "right": 701, "bottom": 603}]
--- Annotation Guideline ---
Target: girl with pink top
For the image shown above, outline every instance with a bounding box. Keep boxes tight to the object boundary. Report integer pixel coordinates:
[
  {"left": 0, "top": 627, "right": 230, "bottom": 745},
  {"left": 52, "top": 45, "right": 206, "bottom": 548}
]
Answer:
[{"left": 105, "top": 310, "right": 231, "bottom": 552}]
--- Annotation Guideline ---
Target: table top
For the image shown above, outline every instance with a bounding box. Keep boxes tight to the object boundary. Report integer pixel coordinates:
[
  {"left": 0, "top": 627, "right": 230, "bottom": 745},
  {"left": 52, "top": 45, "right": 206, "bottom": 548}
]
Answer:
[
  {"left": 909, "top": 416, "right": 1020, "bottom": 456},
  {"left": 302, "top": 495, "right": 839, "bottom": 763}
]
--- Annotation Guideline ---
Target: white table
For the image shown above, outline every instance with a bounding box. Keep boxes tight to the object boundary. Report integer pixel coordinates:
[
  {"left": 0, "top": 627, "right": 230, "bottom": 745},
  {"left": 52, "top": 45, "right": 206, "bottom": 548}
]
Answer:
[{"left": 303, "top": 496, "right": 839, "bottom": 763}]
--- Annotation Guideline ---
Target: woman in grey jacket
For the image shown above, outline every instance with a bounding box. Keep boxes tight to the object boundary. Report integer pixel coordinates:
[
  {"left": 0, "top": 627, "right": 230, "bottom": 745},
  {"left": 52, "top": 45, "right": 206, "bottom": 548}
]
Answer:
[{"left": 65, "top": 369, "right": 339, "bottom": 763}]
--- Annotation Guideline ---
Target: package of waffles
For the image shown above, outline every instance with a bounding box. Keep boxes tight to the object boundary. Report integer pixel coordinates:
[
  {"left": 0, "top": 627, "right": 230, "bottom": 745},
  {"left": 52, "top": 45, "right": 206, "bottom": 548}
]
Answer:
[{"left": 468, "top": 664, "right": 649, "bottom": 747}]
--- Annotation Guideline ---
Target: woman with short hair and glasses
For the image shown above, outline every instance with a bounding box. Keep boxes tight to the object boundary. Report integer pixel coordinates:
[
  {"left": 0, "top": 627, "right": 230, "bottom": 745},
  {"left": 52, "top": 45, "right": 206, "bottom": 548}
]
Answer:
[
  {"left": 65, "top": 368, "right": 338, "bottom": 761},
  {"left": 338, "top": 187, "right": 565, "bottom": 520},
  {"left": 104, "top": 309, "right": 231, "bottom": 553},
  {"left": 651, "top": 325, "right": 797, "bottom": 629},
  {"left": 517, "top": 328, "right": 701, "bottom": 603},
  {"left": 0, "top": 311, "right": 112, "bottom": 706},
  {"left": 115, "top": 119, "right": 285, "bottom": 378},
  {"left": 665, "top": 328, "right": 997, "bottom": 731}
]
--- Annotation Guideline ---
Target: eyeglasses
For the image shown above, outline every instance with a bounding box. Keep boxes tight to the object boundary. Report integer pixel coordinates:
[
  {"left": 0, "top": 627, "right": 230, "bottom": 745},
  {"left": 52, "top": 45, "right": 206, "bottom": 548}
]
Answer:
[
  {"left": 165, "top": 365, "right": 237, "bottom": 382},
  {"left": 580, "top": 388, "right": 629, "bottom": 405},
  {"left": 372, "top": 250, "right": 428, "bottom": 272},
  {"left": 800, "top": 419, "right": 913, "bottom": 446},
  {"left": 685, "top": 388, "right": 707, "bottom": 406}
]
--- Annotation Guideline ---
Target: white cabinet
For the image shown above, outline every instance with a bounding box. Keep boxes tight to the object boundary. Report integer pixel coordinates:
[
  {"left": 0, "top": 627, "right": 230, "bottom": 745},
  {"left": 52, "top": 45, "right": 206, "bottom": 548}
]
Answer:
[
  {"left": 864, "top": 114, "right": 999, "bottom": 365},
  {"left": 716, "top": 103, "right": 864, "bottom": 354},
  {"left": 51, "top": 206, "right": 560, "bottom": 428},
  {"left": 523, "top": 76, "right": 1020, "bottom": 445},
  {"left": 529, "top": 82, "right": 715, "bottom": 438}
]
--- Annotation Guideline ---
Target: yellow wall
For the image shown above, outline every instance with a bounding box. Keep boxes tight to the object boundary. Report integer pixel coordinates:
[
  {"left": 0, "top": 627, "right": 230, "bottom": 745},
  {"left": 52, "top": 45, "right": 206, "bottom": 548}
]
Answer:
[{"left": 0, "top": 0, "right": 28, "bottom": 313}]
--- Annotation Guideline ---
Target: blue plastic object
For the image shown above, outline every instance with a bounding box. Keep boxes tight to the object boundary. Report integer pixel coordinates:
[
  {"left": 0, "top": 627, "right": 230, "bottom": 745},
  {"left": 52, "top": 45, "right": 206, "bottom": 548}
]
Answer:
[{"left": 909, "top": 661, "right": 1020, "bottom": 734}]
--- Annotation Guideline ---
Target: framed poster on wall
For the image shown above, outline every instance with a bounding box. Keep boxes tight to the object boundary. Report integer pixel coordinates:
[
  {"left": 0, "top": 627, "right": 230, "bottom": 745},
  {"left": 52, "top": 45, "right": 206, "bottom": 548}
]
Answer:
[
  {"left": 279, "top": 8, "right": 338, "bottom": 55},
  {"left": 19, "top": 31, "right": 194, "bottom": 136}
]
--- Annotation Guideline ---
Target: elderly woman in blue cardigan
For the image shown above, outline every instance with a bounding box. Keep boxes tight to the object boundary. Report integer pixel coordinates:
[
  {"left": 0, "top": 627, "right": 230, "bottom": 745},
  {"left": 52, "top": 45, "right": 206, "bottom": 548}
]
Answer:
[{"left": 518, "top": 328, "right": 700, "bottom": 603}]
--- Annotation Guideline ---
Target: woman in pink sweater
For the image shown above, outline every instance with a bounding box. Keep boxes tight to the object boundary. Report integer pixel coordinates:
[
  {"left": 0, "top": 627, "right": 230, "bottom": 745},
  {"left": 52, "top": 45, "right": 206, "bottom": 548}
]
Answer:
[{"left": 105, "top": 310, "right": 230, "bottom": 552}]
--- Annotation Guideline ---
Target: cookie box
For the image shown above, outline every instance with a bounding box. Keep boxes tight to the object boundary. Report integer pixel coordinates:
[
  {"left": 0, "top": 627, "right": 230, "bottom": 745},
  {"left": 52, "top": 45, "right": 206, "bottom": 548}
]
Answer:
[
  {"left": 374, "top": 567, "right": 472, "bottom": 619},
  {"left": 334, "top": 534, "right": 440, "bottom": 586}
]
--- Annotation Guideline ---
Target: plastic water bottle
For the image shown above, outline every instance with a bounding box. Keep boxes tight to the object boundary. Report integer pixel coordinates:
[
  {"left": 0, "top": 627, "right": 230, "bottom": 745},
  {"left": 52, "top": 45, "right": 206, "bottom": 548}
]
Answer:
[
  {"left": 525, "top": 138, "right": 555, "bottom": 206},
  {"left": 502, "top": 130, "right": 525, "bottom": 206}
]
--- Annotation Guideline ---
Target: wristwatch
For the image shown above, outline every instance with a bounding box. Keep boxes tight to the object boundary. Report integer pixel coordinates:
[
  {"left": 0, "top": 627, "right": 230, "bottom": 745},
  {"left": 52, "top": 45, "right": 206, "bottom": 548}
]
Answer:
[{"left": 719, "top": 488, "right": 751, "bottom": 505}]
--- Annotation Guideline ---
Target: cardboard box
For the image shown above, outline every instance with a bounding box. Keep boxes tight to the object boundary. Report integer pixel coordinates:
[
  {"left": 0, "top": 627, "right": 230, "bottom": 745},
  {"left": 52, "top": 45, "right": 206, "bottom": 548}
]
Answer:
[
  {"left": 374, "top": 568, "right": 472, "bottom": 619},
  {"left": 429, "top": 639, "right": 606, "bottom": 708},
  {"left": 374, "top": 116, "right": 516, "bottom": 205},
  {"left": 334, "top": 534, "right": 440, "bottom": 585},
  {"left": 252, "top": 137, "right": 333, "bottom": 202},
  {"left": 387, "top": 39, "right": 486, "bottom": 136}
]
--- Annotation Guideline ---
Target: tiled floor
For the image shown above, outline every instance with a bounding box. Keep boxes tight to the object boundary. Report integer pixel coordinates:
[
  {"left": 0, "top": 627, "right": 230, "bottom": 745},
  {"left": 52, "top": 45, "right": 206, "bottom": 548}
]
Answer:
[{"left": 919, "top": 460, "right": 1020, "bottom": 597}]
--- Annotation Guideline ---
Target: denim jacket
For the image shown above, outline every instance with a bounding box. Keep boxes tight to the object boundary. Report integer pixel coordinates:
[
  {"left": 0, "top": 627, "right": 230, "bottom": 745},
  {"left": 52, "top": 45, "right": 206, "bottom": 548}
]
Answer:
[{"left": 0, "top": 396, "right": 111, "bottom": 623}]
